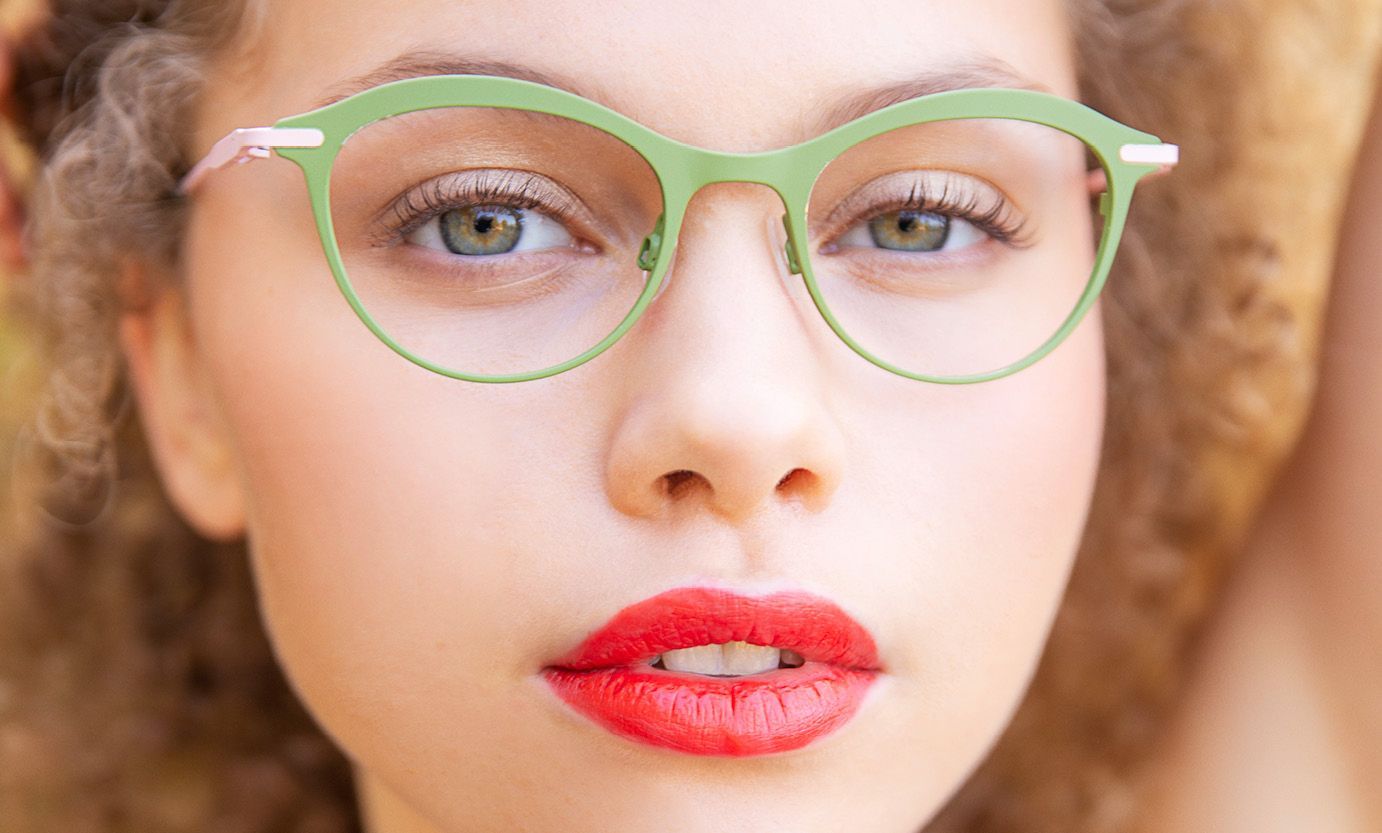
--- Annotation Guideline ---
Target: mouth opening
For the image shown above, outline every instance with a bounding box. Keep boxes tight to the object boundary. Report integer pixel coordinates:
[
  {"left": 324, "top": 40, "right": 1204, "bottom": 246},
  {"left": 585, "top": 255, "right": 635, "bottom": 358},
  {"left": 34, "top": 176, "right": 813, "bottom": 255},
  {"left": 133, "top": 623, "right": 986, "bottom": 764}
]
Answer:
[{"left": 644, "top": 642, "right": 810, "bottom": 677}]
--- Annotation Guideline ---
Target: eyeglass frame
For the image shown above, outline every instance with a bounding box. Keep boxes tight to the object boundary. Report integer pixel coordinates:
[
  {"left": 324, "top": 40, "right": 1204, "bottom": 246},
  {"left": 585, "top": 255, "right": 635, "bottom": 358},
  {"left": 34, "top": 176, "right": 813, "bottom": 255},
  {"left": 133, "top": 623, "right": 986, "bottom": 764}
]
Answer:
[{"left": 178, "top": 73, "right": 1179, "bottom": 384}]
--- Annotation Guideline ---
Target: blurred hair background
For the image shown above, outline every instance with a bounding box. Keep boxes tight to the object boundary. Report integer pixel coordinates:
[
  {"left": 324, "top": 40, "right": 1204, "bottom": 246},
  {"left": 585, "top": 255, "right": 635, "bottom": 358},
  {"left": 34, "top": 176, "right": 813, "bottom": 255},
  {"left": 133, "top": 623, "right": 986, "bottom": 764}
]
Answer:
[{"left": 1, "top": 0, "right": 40, "bottom": 541}]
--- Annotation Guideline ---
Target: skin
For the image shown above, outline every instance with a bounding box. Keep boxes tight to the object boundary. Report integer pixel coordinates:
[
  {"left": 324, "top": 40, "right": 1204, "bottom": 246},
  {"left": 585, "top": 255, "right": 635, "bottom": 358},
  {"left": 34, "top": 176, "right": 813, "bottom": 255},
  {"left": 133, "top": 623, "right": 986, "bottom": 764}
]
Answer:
[{"left": 117, "top": 2, "right": 1106, "bottom": 832}]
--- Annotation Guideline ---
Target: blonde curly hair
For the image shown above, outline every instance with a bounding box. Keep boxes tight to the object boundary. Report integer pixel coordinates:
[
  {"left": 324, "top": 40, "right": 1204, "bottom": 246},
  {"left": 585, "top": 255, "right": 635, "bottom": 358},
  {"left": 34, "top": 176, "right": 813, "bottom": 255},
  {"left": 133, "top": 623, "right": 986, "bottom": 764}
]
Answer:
[{"left": 2, "top": 0, "right": 1377, "bottom": 831}]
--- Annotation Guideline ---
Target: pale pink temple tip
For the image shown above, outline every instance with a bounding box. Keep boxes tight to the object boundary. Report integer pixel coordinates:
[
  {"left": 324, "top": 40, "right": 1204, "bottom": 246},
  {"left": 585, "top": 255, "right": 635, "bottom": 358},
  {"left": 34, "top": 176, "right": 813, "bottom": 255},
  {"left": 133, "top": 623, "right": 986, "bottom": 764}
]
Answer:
[{"left": 178, "top": 127, "right": 325, "bottom": 195}]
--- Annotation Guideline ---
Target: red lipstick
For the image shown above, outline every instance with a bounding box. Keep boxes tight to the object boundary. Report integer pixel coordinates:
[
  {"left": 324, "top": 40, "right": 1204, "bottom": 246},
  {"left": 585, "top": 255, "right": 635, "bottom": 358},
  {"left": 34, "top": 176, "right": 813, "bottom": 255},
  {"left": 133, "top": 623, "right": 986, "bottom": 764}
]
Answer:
[{"left": 540, "top": 585, "right": 881, "bottom": 756}]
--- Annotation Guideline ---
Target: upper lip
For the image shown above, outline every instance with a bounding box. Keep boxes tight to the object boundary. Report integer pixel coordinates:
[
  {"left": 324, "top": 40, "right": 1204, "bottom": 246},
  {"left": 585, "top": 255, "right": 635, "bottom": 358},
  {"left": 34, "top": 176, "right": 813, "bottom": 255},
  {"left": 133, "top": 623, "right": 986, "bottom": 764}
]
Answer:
[{"left": 544, "top": 585, "right": 882, "bottom": 672}]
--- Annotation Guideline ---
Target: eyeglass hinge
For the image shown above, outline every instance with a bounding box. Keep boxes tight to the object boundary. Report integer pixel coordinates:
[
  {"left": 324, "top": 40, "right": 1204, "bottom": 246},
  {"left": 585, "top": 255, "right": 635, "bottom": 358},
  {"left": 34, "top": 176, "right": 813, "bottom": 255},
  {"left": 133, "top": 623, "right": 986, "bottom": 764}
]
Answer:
[{"left": 178, "top": 127, "right": 326, "bottom": 196}]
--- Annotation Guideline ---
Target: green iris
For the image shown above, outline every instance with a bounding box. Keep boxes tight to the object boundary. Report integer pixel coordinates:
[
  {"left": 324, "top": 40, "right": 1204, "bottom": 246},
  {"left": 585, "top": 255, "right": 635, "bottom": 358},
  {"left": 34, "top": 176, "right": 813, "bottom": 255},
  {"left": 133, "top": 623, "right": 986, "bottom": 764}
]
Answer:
[
  {"left": 868, "top": 209, "right": 950, "bottom": 252},
  {"left": 438, "top": 205, "right": 523, "bottom": 255}
]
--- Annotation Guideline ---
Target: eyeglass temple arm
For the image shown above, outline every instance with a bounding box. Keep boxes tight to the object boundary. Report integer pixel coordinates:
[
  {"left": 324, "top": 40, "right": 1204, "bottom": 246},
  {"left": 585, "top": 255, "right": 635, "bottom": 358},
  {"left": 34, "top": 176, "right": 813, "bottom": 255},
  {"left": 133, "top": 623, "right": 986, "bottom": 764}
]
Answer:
[{"left": 178, "top": 127, "right": 325, "bottom": 196}]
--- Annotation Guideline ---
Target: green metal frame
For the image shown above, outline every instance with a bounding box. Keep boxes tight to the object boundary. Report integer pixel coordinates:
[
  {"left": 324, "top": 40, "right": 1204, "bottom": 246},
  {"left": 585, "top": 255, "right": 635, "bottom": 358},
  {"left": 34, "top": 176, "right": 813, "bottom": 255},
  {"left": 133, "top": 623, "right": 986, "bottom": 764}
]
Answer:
[{"left": 251, "top": 74, "right": 1176, "bottom": 383}]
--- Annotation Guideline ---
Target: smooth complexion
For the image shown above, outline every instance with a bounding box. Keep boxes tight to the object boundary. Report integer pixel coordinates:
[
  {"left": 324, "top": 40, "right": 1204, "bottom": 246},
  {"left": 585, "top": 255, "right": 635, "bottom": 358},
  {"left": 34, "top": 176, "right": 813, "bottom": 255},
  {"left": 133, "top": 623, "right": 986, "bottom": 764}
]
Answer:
[{"left": 118, "top": 2, "right": 1105, "bottom": 831}]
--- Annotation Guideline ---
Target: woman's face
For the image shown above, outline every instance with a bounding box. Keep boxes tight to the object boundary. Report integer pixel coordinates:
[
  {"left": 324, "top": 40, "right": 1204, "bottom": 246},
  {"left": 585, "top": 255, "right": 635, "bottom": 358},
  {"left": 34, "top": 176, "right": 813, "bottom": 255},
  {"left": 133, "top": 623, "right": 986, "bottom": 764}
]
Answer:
[{"left": 127, "top": 1, "right": 1104, "bottom": 830}]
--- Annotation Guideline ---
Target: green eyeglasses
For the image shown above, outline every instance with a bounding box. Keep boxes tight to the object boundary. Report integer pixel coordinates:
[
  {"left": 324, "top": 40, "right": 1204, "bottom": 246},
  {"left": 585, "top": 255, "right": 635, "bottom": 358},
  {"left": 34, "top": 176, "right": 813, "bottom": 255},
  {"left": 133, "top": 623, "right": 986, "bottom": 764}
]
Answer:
[{"left": 180, "top": 73, "right": 1178, "bottom": 384}]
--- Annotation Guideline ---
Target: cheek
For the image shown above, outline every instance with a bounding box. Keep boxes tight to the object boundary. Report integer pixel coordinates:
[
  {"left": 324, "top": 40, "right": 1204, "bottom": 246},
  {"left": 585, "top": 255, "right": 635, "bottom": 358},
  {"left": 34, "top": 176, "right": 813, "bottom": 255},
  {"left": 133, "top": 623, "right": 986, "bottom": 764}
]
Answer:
[
  {"left": 859, "top": 293, "right": 1105, "bottom": 758},
  {"left": 184, "top": 197, "right": 578, "bottom": 755}
]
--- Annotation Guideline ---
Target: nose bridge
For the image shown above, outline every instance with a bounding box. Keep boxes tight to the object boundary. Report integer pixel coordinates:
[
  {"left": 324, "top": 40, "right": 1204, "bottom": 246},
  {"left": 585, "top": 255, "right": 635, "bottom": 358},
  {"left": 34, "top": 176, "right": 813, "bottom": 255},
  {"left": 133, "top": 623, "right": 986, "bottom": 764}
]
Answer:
[{"left": 640, "top": 146, "right": 806, "bottom": 285}]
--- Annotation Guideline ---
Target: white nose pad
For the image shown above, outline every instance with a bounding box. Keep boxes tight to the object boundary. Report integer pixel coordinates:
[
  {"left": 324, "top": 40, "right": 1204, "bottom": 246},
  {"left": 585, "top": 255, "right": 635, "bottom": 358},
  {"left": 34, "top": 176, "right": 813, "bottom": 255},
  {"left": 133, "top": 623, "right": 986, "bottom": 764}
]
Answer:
[
  {"left": 638, "top": 212, "right": 671, "bottom": 301},
  {"left": 777, "top": 211, "right": 802, "bottom": 276}
]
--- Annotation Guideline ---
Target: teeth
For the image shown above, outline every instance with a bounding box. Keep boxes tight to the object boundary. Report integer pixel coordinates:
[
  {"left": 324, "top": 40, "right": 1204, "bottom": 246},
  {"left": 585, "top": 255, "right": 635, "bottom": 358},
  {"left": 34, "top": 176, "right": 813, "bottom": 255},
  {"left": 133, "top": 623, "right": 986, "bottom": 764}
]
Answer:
[{"left": 653, "top": 641, "right": 806, "bottom": 676}]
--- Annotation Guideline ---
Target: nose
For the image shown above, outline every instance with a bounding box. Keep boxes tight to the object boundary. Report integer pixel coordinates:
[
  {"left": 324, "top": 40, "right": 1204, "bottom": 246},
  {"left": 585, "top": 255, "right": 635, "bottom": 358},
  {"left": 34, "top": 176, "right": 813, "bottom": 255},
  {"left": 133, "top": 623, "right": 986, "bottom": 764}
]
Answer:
[{"left": 603, "top": 182, "right": 847, "bottom": 526}]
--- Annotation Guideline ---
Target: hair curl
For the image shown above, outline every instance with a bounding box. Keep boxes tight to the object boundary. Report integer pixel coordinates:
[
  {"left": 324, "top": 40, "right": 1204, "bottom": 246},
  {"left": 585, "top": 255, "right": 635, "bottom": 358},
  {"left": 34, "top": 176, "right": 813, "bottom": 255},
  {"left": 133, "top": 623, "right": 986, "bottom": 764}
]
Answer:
[{"left": 1, "top": 1, "right": 1377, "bottom": 831}]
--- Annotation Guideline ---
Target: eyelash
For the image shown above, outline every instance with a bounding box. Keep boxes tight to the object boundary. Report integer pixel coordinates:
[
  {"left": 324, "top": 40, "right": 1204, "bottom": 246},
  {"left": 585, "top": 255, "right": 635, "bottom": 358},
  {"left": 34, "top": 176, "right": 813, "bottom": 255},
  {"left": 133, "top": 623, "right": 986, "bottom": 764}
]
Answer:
[
  {"left": 821, "top": 173, "right": 1035, "bottom": 253},
  {"left": 377, "top": 169, "right": 587, "bottom": 248}
]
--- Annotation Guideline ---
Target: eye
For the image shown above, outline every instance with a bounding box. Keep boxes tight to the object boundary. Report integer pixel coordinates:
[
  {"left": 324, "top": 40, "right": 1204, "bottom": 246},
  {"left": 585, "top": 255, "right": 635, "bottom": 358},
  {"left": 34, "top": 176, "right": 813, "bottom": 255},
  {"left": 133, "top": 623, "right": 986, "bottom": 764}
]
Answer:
[
  {"left": 814, "top": 171, "right": 1032, "bottom": 259},
  {"left": 378, "top": 168, "right": 593, "bottom": 257},
  {"left": 407, "top": 203, "right": 576, "bottom": 256},
  {"left": 834, "top": 209, "right": 988, "bottom": 254}
]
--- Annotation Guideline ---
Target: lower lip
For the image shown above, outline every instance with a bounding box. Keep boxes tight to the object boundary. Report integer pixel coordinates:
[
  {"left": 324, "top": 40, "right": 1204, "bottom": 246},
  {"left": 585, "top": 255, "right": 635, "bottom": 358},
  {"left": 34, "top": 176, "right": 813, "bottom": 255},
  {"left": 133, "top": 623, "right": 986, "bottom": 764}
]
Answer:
[{"left": 541, "top": 661, "right": 878, "bottom": 756}]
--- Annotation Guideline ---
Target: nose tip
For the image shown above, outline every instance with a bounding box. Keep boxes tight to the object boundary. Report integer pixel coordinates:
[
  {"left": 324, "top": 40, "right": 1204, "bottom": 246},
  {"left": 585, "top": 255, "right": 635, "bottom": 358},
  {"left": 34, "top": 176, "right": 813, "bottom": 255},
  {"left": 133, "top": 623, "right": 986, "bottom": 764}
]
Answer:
[
  {"left": 604, "top": 366, "right": 847, "bottom": 526},
  {"left": 655, "top": 455, "right": 835, "bottom": 526},
  {"left": 602, "top": 319, "right": 845, "bottom": 527}
]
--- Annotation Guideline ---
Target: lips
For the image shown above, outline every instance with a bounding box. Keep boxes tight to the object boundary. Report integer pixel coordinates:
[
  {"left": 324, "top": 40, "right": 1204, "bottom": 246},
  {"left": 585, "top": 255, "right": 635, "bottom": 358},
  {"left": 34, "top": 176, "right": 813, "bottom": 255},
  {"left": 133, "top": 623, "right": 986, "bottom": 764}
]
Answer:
[{"left": 540, "top": 585, "right": 882, "bottom": 756}]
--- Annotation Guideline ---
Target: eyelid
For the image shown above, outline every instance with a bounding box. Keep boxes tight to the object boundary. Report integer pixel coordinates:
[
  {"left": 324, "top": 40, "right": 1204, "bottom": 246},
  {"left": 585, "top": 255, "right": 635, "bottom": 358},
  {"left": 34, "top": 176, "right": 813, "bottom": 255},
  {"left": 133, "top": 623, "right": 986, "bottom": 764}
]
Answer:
[
  {"left": 816, "top": 171, "right": 991, "bottom": 228},
  {"left": 368, "top": 169, "right": 602, "bottom": 247},
  {"left": 811, "top": 170, "right": 1026, "bottom": 245}
]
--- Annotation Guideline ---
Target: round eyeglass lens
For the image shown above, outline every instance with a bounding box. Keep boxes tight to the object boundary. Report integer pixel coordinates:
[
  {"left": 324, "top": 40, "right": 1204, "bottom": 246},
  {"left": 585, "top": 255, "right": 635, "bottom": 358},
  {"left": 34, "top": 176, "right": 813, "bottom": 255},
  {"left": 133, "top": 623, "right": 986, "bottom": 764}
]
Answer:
[
  {"left": 804, "top": 117, "right": 1105, "bottom": 379},
  {"left": 328, "top": 106, "right": 665, "bottom": 378}
]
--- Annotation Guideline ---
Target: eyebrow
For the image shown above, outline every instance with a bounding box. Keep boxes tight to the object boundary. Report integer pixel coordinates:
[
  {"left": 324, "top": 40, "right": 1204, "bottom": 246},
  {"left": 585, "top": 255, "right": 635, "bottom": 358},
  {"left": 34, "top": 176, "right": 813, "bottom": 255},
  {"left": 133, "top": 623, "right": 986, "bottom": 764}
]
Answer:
[
  {"left": 310, "top": 50, "right": 1053, "bottom": 141},
  {"left": 812, "top": 59, "right": 1052, "bottom": 134}
]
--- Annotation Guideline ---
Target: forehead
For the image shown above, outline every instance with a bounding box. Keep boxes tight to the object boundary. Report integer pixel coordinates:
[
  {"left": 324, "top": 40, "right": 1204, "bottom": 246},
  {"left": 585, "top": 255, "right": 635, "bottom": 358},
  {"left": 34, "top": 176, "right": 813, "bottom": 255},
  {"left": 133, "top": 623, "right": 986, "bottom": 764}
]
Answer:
[{"left": 208, "top": 0, "right": 1076, "bottom": 152}]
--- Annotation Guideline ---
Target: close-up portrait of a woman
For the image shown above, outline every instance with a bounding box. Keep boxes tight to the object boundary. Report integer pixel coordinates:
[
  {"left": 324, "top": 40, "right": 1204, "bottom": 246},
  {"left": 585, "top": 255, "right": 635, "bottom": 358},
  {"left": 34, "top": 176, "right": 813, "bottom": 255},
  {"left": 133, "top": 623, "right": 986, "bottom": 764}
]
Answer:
[{"left": 0, "top": 1, "right": 1380, "bottom": 832}]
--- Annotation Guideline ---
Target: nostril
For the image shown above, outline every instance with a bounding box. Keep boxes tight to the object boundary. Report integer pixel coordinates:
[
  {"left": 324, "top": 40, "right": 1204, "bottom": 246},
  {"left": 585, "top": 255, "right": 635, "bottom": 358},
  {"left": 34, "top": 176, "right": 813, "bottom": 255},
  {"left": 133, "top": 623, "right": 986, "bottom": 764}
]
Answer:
[
  {"left": 777, "top": 467, "right": 806, "bottom": 489},
  {"left": 664, "top": 469, "right": 698, "bottom": 496}
]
